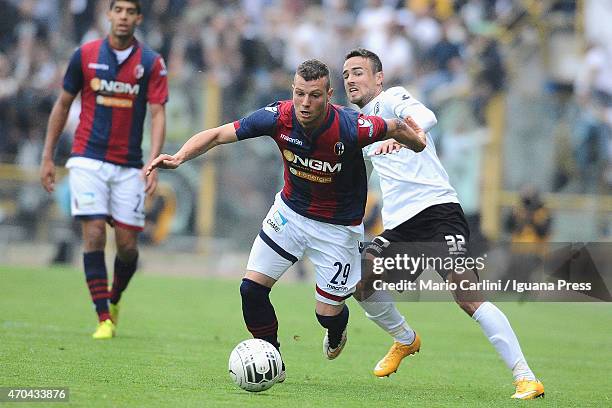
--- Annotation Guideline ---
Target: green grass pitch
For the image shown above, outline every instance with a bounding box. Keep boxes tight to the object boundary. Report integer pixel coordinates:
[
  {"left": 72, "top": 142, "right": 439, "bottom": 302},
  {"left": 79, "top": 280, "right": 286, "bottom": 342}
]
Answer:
[{"left": 1, "top": 265, "right": 611, "bottom": 407}]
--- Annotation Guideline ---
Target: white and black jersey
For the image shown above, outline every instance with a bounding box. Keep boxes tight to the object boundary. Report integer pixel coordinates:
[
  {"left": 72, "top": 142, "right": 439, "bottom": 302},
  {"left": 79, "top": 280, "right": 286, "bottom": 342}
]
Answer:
[{"left": 361, "top": 86, "right": 459, "bottom": 230}]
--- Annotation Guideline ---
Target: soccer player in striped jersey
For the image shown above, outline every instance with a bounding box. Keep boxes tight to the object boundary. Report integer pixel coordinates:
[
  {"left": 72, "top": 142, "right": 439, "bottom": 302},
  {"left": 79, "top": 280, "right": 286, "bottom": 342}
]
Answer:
[
  {"left": 343, "top": 48, "right": 544, "bottom": 399},
  {"left": 147, "top": 59, "right": 426, "bottom": 381},
  {"left": 40, "top": 0, "right": 168, "bottom": 339}
]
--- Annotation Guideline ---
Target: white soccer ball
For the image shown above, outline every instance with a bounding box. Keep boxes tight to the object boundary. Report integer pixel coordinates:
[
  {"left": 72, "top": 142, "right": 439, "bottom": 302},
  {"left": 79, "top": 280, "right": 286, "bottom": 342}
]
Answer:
[{"left": 228, "top": 339, "right": 283, "bottom": 392}]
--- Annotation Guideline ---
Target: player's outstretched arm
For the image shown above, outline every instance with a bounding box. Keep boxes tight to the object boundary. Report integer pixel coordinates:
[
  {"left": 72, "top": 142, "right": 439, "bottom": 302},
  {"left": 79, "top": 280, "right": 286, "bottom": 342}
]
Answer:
[
  {"left": 40, "top": 90, "right": 77, "bottom": 193},
  {"left": 383, "top": 116, "right": 426, "bottom": 152},
  {"left": 146, "top": 123, "right": 238, "bottom": 175}
]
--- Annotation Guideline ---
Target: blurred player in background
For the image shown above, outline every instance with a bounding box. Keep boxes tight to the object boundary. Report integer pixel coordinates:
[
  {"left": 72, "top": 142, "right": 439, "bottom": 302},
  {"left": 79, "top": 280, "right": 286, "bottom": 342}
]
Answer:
[
  {"left": 343, "top": 48, "right": 544, "bottom": 399},
  {"left": 39, "top": 0, "right": 168, "bottom": 339},
  {"left": 147, "top": 59, "right": 426, "bottom": 381}
]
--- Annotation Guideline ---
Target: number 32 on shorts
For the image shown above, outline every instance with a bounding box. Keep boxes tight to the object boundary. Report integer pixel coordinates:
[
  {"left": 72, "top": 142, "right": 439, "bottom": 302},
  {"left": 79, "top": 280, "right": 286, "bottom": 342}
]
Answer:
[{"left": 445, "top": 234, "right": 466, "bottom": 254}]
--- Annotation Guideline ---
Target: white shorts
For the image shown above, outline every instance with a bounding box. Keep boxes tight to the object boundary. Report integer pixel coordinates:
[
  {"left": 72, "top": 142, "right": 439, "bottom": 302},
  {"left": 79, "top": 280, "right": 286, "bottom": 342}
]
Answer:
[
  {"left": 247, "top": 193, "right": 364, "bottom": 305},
  {"left": 66, "top": 157, "right": 145, "bottom": 230}
]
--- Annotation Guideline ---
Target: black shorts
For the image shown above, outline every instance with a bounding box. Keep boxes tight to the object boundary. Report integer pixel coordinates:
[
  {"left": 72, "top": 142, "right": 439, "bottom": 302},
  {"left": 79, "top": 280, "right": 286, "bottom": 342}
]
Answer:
[
  {"left": 380, "top": 203, "right": 470, "bottom": 244},
  {"left": 374, "top": 203, "right": 473, "bottom": 280}
]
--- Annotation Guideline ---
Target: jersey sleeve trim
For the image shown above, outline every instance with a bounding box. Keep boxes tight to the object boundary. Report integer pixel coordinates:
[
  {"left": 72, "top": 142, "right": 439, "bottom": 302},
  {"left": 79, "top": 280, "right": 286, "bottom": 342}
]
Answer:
[
  {"left": 234, "top": 102, "right": 281, "bottom": 140},
  {"left": 63, "top": 47, "right": 83, "bottom": 95}
]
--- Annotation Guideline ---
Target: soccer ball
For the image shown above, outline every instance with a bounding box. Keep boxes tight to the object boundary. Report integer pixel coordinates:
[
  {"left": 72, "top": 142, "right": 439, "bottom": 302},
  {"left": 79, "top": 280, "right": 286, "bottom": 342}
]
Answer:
[{"left": 228, "top": 339, "right": 283, "bottom": 392}]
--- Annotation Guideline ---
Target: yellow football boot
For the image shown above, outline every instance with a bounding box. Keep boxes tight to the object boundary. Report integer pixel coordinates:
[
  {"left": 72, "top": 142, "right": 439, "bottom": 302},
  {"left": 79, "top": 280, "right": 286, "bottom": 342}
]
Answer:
[
  {"left": 92, "top": 319, "right": 116, "bottom": 340},
  {"left": 511, "top": 378, "right": 545, "bottom": 399},
  {"left": 373, "top": 333, "right": 421, "bottom": 377}
]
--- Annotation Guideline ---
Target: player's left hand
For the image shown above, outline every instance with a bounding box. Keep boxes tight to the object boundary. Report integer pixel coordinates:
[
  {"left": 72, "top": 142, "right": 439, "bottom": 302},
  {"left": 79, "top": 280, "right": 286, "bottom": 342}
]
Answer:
[
  {"left": 374, "top": 139, "right": 404, "bottom": 155},
  {"left": 143, "top": 166, "right": 158, "bottom": 195}
]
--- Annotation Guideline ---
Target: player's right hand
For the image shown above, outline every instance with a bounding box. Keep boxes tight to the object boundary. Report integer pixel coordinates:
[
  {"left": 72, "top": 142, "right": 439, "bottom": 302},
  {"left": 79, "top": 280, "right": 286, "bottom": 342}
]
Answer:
[
  {"left": 146, "top": 153, "right": 181, "bottom": 176},
  {"left": 40, "top": 160, "right": 56, "bottom": 193},
  {"left": 375, "top": 139, "right": 404, "bottom": 155}
]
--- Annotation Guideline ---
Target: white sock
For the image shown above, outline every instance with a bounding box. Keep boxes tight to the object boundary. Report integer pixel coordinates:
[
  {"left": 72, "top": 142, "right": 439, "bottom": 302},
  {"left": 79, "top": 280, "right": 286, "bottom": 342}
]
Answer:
[
  {"left": 358, "top": 294, "right": 415, "bottom": 345},
  {"left": 472, "top": 302, "right": 536, "bottom": 381}
]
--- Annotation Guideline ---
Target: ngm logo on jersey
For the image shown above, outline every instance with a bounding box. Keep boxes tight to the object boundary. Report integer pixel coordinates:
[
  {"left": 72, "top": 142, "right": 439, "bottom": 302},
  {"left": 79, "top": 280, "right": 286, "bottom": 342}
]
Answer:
[
  {"left": 282, "top": 150, "right": 341, "bottom": 173},
  {"left": 91, "top": 78, "right": 139, "bottom": 108},
  {"left": 90, "top": 78, "right": 140, "bottom": 95},
  {"left": 283, "top": 149, "right": 341, "bottom": 183}
]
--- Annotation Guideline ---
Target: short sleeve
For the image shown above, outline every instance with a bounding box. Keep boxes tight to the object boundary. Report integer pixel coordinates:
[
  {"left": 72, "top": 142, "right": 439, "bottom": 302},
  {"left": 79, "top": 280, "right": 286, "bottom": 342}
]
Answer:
[
  {"left": 233, "top": 103, "right": 280, "bottom": 140},
  {"left": 356, "top": 115, "right": 387, "bottom": 148},
  {"left": 147, "top": 56, "right": 169, "bottom": 104},
  {"left": 63, "top": 48, "right": 83, "bottom": 95},
  {"left": 387, "top": 86, "right": 437, "bottom": 132}
]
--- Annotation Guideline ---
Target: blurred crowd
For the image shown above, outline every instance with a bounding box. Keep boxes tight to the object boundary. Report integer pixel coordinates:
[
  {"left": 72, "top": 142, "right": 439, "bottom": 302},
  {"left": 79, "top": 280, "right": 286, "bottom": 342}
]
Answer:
[
  {"left": 0, "top": 0, "right": 609, "bottom": 242},
  {"left": 0, "top": 0, "right": 519, "bottom": 162}
]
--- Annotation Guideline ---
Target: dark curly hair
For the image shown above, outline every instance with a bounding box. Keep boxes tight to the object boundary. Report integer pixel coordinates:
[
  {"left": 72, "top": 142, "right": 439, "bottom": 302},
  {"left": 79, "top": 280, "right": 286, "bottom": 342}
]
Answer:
[{"left": 296, "top": 59, "right": 330, "bottom": 89}]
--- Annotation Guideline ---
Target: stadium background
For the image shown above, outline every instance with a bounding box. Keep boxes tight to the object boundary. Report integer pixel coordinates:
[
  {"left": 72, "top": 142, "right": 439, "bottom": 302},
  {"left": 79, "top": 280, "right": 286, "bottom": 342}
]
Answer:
[{"left": 0, "top": 0, "right": 610, "bottom": 272}]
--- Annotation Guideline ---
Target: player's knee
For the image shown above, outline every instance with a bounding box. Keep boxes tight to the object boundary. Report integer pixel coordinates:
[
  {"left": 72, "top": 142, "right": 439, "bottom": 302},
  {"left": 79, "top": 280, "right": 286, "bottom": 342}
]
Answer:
[
  {"left": 82, "top": 222, "right": 106, "bottom": 251},
  {"left": 353, "top": 281, "right": 366, "bottom": 301},
  {"left": 315, "top": 301, "right": 345, "bottom": 317},
  {"left": 240, "top": 278, "right": 271, "bottom": 303},
  {"left": 115, "top": 233, "right": 138, "bottom": 260}
]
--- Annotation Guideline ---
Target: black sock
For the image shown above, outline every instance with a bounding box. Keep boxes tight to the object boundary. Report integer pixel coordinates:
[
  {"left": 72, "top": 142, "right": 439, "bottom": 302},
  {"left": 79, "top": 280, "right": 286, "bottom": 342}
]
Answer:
[
  {"left": 316, "top": 305, "right": 349, "bottom": 349},
  {"left": 83, "top": 251, "right": 110, "bottom": 322},
  {"left": 240, "top": 278, "right": 280, "bottom": 350},
  {"left": 110, "top": 254, "right": 138, "bottom": 304}
]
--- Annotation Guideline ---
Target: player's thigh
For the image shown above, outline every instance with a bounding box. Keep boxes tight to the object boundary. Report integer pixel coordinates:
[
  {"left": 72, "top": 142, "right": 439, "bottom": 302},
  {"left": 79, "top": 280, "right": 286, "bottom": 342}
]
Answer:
[
  {"left": 68, "top": 166, "right": 110, "bottom": 217},
  {"left": 305, "top": 225, "right": 362, "bottom": 306},
  {"left": 80, "top": 218, "right": 107, "bottom": 251},
  {"left": 109, "top": 167, "right": 146, "bottom": 230},
  {"left": 244, "top": 270, "right": 277, "bottom": 288},
  {"left": 246, "top": 203, "right": 305, "bottom": 281},
  {"left": 425, "top": 220, "right": 471, "bottom": 281},
  {"left": 391, "top": 205, "right": 471, "bottom": 281}
]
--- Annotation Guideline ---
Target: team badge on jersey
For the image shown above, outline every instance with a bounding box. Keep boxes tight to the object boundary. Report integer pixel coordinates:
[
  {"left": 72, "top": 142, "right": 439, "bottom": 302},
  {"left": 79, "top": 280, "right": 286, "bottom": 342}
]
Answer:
[
  {"left": 134, "top": 64, "right": 144, "bottom": 79},
  {"left": 334, "top": 142, "right": 345, "bottom": 156},
  {"left": 374, "top": 102, "right": 380, "bottom": 115}
]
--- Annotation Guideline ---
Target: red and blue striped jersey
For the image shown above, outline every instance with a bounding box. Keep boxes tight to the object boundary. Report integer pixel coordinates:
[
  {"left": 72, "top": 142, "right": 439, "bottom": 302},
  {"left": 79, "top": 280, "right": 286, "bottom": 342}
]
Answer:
[
  {"left": 63, "top": 37, "right": 168, "bottom": 168},
  {"left": 234, "top": 100, "right": 387, "bottom": 226}
]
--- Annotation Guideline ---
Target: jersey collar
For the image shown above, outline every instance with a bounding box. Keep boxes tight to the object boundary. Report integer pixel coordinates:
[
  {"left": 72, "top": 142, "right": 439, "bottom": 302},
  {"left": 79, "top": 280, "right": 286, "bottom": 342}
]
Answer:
[
  {"left": 104, "top": 36, "right": 140, "bottom": 64},
  {"left": 291, "top": 104, "right": 335, "bottom": 141},
  {"left": 360, "top": 91, "right": 384, "bottom": 115}
]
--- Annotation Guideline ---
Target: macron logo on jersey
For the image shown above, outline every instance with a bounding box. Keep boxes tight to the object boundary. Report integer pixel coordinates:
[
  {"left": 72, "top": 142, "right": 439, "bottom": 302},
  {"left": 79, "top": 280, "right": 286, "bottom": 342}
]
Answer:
[
  {"left": 280, "top": 133, "right": 303, "bottom": 146},
  {"left": 88, "top": 62, "right": 109, "bottom": 70}
]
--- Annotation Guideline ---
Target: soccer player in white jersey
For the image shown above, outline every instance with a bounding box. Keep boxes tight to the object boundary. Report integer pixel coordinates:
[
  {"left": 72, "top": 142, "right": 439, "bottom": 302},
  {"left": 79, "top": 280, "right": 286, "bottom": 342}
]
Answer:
[{"left": 343, "top": 48, "right": 544, "bottom": 400}]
